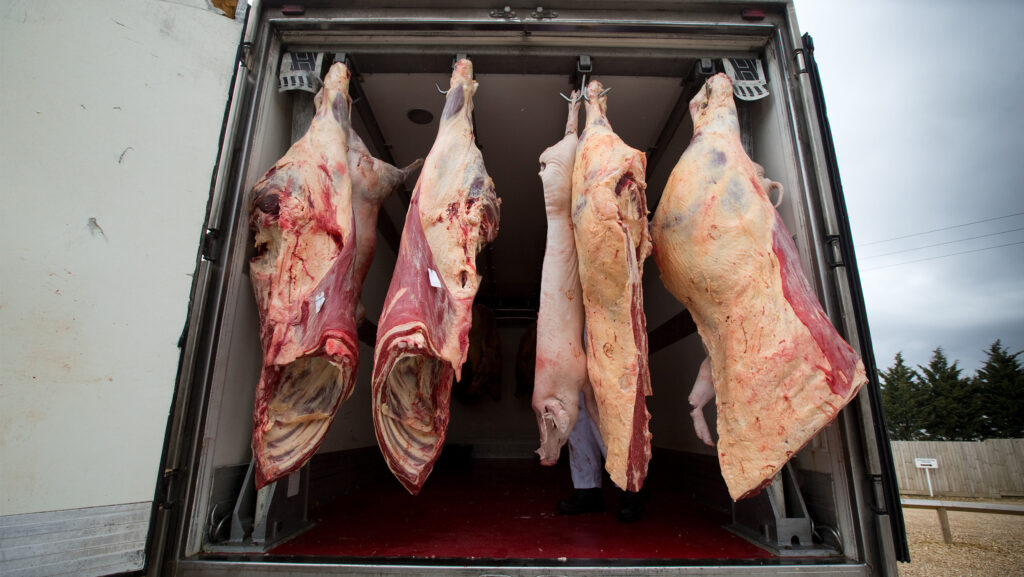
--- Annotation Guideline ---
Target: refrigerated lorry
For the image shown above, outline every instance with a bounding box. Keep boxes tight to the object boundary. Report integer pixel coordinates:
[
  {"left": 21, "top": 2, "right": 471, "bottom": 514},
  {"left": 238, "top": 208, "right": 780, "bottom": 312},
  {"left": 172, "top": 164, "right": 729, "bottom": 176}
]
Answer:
[{"left": 0, "top": 1, "right": 909, "bottom": 575}]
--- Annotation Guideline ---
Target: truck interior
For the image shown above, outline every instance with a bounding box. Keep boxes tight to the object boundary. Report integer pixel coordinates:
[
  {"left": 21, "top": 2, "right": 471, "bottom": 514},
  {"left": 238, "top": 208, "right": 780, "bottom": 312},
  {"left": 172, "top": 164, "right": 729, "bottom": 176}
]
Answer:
[{"left": 166, "top": 7, "right": 896, "bottom": 574}]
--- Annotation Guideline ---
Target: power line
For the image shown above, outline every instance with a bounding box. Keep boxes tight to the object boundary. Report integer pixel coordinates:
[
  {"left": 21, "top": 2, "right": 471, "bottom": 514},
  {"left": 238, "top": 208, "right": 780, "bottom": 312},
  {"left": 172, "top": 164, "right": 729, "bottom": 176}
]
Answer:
[
  {"left": 862, "top": 240, "right": 1024, "bottom": 272},
  {"left": 860, "top": 226, "right": 1024, "bottom": 260},
  {"left": 858, "top": 211, "right": 1024, "bottom": 247}
]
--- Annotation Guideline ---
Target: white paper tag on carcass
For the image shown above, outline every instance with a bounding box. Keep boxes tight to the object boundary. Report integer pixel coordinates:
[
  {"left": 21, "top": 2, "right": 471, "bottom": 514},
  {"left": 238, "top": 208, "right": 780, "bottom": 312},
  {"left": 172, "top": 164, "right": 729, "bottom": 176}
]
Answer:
[
  {"left": 722, "top": 58, "right": 770, "bottom": 101},
  {"left": 428, "top": 268, "right": 441, "bottom": 288},
  {"left": 279, "top": 52, "right": 323, "bottom": 94},
  {"left": 314, "top": 291, "right": 325, "bottom": 313}
]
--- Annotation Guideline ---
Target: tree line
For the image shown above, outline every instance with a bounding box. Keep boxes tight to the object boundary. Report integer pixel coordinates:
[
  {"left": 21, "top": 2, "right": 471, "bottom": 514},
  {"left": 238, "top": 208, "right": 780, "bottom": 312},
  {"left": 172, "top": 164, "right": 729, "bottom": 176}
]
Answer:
[{"left": 879, "top": 340, "right": 1023, "bottom": 441}]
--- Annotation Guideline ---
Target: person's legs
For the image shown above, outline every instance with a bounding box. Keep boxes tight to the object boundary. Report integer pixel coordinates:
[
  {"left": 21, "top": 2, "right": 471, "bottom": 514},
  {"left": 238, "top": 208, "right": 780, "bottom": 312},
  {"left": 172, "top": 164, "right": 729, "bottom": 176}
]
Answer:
[
  {"left": 569, "top": 392, "right": 605, "bottom": 488},
  {"left": 558, "top": 393, "right": 605, "bottom": 514}
]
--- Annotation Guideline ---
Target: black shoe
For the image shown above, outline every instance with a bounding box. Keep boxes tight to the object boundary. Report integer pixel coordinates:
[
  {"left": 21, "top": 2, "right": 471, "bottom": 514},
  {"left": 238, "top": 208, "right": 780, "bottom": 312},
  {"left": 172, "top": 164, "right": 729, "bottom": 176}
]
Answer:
[
  {"left": 557, "top": 488, "right": 605, "bottom": 515},
  {"left": 617, "top": 489, "right": 645, "bottom": 522}
]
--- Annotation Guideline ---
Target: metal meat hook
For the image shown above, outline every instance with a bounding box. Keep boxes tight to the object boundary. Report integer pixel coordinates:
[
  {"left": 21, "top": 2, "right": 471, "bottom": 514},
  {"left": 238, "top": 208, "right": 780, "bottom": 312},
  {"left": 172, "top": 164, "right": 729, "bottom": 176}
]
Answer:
[
  {"left": 435, "top": 82, "right": 450, "bottom": 95},
  {"left": 580, "top": 84, "right": 612, "bottom": 102},
  {"left": 559, "top": 73, "right": 586, "bottom": 103}
]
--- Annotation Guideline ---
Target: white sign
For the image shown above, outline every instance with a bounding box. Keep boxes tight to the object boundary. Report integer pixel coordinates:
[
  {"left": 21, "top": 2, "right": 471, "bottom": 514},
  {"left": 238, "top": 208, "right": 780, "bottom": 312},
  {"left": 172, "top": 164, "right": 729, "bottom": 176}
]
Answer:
[{"left": 915, "top": 457, "right": 939, "bottom": 496}]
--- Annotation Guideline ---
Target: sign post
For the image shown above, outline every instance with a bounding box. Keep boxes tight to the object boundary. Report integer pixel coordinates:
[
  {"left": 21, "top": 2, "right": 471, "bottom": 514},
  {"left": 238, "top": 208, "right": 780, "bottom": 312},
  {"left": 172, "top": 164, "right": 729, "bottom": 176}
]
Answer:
[{"left": 915, "top": 458, "right": 938, "bottom": 497}]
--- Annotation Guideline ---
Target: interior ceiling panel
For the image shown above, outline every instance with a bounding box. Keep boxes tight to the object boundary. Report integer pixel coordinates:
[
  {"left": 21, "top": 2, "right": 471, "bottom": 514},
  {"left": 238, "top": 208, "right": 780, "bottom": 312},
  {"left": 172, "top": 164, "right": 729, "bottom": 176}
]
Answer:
[{"left": 357, "top": 68, "right": 696, "bottom": 309}]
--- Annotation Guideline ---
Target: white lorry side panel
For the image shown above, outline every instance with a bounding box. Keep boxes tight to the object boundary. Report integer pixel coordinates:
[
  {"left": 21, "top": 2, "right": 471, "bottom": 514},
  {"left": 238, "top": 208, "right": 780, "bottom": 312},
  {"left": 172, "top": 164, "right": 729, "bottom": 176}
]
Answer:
[{"left": 0, "top": 0, "right": 240, "bottom": 574}]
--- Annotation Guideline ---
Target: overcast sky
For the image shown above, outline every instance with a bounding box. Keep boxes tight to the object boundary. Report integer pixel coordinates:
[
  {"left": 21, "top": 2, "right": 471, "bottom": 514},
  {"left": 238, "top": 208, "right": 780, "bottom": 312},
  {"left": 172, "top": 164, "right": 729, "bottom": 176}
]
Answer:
[{"left": 793, "top": 0, "right": 1024, "bottom": 376}]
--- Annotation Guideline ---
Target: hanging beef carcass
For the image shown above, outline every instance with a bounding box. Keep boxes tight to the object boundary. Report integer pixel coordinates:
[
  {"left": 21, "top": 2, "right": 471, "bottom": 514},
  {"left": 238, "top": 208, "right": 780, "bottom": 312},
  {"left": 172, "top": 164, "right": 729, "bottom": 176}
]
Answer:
[
  {"left": 249, "top": 62, "right": 421, "bottom": 489},
  {"left": 248, "top": 63, "right": 360, "bottom": 488},
  {"left": 571, "top": 80, "right": 653, "bottom": 492},
  {"left": 372, "top": 58, "right": 500, "bottom": 494},
  {"left": 532, "top": 90, "right": 588, "bottom": 464},
  {"left": 650, "top": 73, "right": 867, "bottom": 500}
]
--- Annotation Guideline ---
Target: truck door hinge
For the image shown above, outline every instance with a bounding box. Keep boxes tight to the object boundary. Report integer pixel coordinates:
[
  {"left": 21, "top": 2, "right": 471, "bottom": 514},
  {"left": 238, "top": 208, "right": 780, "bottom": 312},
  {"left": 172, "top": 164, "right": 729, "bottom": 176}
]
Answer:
[
  {"left": 825, "top": 235, "right": 844, "bottom": 268},
  {"left": 240, "top": 41, "right": 255, "bottom": 69},
  {"left": 160, "top": 468, "right": 181, "bottom": 510},
  {"left": 201, "top": 228, "right": 220, "bottom": 262},
  {"left": 870, "top": 474, "right": 888, "bottom": 515},
  {"left": 793, "top": 48, "right": 808, "bottom": 75}
]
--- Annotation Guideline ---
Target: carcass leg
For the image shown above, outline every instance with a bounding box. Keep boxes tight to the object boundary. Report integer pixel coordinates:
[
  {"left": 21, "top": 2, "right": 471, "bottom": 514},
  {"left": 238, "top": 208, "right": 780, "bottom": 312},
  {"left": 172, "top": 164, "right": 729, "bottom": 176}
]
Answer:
[{"left": 689, "top": 355, "right": 715, "bottom": 446}]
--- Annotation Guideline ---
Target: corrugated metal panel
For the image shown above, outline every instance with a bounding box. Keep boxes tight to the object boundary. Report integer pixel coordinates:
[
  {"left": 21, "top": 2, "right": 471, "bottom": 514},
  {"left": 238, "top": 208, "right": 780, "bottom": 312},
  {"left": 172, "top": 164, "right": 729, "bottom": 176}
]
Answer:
[{"left": 0, "top": 502, "right": 149, "bottom": 577}]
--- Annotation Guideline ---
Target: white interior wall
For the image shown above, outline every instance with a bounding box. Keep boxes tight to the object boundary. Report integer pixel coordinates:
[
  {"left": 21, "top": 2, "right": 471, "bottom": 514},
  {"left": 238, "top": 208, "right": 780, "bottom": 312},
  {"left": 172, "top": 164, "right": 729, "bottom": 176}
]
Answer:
[{"left": 0, "top": 0, "right": 241, "bottom": 516}]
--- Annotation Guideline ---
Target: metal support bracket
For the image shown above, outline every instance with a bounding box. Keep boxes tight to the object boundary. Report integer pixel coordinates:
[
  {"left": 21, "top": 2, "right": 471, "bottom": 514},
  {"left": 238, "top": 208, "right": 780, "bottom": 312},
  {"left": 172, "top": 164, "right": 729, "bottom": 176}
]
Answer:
[
  {"left": 575, "top": 54, "right": 592, "bottom": 84},
  {"left": 695, "top": 56, "right": 717, "bottom": 78},
  {"left": 490, "top": 5, "right": 558, "bottom": 20},
  {"left": 731, "top": 464, "right": 834, "bottom": 556},
  {"left": 490, "top": 5, "right": 517, "bottom": 19},
  {"left": 531, "top": 6, "right": 558, "bottom": 19}
]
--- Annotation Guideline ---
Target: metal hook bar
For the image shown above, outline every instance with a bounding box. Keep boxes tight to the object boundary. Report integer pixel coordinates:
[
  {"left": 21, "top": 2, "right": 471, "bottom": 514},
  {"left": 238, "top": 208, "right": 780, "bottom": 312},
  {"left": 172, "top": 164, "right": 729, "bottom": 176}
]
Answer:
[
  {"left": 435, "top": 82, "right": 450, "bottom": 95},
  {"left": 581, "top": 84, "right": 612, "bottom": 103},
  {"left": 578, "top": 72, "right": 592, "bottom": 102},
  {"left": 559, "top": 72, "right": 586, "bottom": 103}
]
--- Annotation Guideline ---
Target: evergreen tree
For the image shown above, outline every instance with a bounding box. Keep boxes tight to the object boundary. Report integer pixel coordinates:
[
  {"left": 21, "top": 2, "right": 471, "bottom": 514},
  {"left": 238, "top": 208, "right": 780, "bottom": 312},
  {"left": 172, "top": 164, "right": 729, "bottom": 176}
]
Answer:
[
  {"left": 975, "top": 340, "right": 1024, "bottom": 438},
  {"left": 879, "top": 352, "right": 926, "bottom": 440},
  {"left": 918, "top": 348, "right": 982, "bottom": 441}
]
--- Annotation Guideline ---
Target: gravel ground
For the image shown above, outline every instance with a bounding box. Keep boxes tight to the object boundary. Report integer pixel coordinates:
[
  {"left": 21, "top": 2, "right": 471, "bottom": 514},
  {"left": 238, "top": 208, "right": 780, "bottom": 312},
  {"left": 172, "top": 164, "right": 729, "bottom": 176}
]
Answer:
[{"left": 897, "top": 498, "right": 1024, "bottom": 577}]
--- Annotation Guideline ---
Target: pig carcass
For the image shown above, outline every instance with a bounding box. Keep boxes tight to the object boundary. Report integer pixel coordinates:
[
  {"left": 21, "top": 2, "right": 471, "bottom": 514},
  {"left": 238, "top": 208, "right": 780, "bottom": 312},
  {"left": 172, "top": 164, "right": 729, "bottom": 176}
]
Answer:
[
  {"left": 571, "top": 80, "right": 653, "bottom": 492},
  {"left": 650, "top": 73, "right": 867, "bottom": 500},
  {"left": 532, "top": 90, "right": 588, "bottom": 465},
  {"left": 371, "top": 58, "right": 500, "bottom": 494}
]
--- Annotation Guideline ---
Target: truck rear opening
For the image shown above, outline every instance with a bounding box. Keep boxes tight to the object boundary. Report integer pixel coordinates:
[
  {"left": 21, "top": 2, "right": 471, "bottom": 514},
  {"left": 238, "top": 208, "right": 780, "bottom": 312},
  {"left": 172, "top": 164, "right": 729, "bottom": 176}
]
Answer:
[{"left": 155, "top": 3, "right": 904, "bottom": 575}]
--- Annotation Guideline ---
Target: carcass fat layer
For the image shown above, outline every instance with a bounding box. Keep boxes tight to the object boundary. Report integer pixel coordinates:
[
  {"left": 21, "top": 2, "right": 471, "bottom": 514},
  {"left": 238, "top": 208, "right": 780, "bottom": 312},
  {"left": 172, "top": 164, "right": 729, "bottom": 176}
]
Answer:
[
  {"left": 571, "top": 80, "right": 653, "bottom": 492},
  {"left": 650, "top": 73, "right": 866, "bottom": 500}
]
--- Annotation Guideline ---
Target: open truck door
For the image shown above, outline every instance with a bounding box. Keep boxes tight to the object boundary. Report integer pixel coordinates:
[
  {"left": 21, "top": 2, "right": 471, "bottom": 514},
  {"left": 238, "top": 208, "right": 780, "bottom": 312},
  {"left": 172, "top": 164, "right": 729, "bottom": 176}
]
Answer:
[{"left": 0, "top": 2, "right": 248, "bottom": 576}]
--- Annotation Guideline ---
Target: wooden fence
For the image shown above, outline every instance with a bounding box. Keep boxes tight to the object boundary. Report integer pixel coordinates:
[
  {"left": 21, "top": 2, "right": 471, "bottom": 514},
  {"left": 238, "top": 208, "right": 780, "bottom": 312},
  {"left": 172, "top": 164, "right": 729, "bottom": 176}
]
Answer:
[{"left": 891, "top": 439, "right": 1024, "bottom": 498}]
